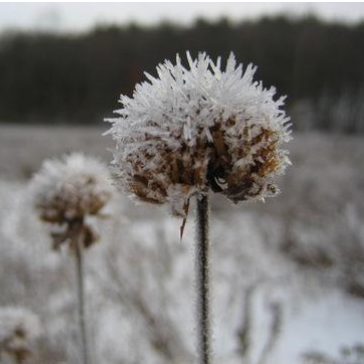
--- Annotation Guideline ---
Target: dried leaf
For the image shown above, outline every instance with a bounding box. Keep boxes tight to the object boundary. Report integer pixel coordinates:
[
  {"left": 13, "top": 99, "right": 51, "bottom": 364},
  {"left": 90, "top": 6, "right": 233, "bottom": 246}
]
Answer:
[{"left": 179, "top": 198, "right": 190, "bottom": 241}]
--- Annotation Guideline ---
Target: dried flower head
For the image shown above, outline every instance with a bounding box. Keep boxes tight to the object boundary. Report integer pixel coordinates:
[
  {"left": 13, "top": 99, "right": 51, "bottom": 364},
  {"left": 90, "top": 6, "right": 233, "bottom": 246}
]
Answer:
[
  {"left": 0, "top": 307, "right": 40, "bottom": 362},
  {"left": 31, "top": 153, "right": 113, "bottom": 250},
  {"left": 106, "top": 52, "right": 291, "bottom": 218}
]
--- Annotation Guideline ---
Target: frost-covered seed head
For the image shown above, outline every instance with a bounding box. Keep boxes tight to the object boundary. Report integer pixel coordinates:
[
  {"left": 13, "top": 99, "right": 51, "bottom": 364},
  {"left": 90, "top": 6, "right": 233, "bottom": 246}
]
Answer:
[
  {"left": 31, "top": 153, "right": 114, "bottom": 249},
  {"left": 0, "top": 307, "right": 40, "bottom": 362},
  {"left": 31, "top": 153, "right": 113, "bottom": 223},
  {"left": 106, "top": 52, "right": 292, "bottom": 217}
]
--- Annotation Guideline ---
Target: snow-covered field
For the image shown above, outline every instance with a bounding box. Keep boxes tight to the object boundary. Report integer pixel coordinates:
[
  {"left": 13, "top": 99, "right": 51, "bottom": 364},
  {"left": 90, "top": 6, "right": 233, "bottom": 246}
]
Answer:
[{"left": 1, "top": 125, "right": 364, "bottom": 364}]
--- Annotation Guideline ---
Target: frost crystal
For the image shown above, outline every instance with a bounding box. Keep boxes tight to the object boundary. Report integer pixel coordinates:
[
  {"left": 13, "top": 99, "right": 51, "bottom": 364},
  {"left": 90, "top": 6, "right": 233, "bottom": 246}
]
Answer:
[
  {"left": 31, "top": 153, "right": 114, "bottom": 249},
  {"left": 106, "top": 52, "right": 292, "bottom": 217},
  {"left": 0, "top": 307, "right": 40, "bottom": 362}
]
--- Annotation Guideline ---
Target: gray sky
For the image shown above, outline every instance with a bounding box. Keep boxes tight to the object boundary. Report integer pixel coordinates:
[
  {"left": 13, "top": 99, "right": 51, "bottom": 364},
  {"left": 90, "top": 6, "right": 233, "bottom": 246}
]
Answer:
[{"left": 0, "top": 2, "right": 364, "bottom": 33}]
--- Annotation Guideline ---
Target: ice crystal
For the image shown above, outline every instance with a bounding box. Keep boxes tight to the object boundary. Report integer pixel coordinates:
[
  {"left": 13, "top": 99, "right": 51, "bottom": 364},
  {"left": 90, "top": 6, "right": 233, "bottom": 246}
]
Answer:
[
  {"left": 106, "top": 52, "right": 291, "bottom": 217},
  {"left": 0, "top": 307, "right": 40, "bottom": 362},
  {"left": 30, "top": 153, "right": 114, "bottom": 249}
]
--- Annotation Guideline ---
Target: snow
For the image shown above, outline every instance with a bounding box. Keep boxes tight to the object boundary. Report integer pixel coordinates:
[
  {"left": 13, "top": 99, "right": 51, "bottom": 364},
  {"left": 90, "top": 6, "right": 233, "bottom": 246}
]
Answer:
[
  {"left": 0, "top": 126, "right": 364, "bottom": 363},
  {"left": 274, "top": 290, "right": 364, "bottom": 363}
]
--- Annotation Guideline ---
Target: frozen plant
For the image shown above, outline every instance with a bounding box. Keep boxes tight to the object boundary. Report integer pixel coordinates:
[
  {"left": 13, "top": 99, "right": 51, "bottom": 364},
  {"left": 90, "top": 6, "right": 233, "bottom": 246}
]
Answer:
[
  {"left": 0, "top": 306, "right": 40, "bottom": 363},
  {"left": 106, "top": 52, "right": 291, "bottom": 364},
  {"left": 30, "top": 153, "right": 114, "bottom": 364},
  {"left": 106, "top": 52, "right": 291, "bottom": 219},
  {"left": 30, "top": 153, "right": 113, "bottom": 232}
]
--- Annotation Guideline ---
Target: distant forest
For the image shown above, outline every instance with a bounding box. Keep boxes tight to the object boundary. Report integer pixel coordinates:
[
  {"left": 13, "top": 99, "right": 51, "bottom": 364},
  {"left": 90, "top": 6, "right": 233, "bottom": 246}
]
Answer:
[{"left": 0, "top": 16, "right": 363, "bottom": 132}]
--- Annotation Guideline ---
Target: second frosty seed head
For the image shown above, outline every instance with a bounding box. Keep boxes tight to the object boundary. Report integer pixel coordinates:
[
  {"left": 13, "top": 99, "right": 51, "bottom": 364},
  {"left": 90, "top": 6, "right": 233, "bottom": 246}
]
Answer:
[
  {"left": 107, "top": 52, "right": 292, "bottom": 217},
  {"left": 31, "top": 153, "right": 114, "bottom": 250},
  {"left": 31, "top": 153, "right": 113, "bottom": 223}
]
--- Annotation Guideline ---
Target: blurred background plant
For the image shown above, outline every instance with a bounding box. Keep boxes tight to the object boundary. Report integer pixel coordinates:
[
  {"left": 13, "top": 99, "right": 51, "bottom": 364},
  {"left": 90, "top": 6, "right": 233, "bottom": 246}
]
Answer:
[
  {"left": 0, "top": 306, "right": 40, "bottom": 364},
  {"left": 30, "top": 153, "right": 113, "bottom": 364}
]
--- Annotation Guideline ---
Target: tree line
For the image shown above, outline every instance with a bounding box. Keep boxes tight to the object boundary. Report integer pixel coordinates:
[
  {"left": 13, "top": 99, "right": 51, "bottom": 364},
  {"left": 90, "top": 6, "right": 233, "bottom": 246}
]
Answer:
[{"left": 0, "top": 16, "right": 363, "bottom": 132}]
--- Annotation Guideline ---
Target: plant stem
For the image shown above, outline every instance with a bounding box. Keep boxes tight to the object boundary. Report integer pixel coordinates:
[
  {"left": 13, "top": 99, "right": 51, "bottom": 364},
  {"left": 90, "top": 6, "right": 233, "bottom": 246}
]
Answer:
[
  {"left": 75, "top": 231, "right": 90, "bottom": 364},
  {"left": 195, "top": 193, "right": 211, "bottom": 364}
]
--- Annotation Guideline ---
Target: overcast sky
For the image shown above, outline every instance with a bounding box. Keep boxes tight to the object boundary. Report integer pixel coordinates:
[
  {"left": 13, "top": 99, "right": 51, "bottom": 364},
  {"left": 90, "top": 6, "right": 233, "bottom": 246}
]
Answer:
[{"left": 0, "top": 2, "right": 364, "bottom": 33}]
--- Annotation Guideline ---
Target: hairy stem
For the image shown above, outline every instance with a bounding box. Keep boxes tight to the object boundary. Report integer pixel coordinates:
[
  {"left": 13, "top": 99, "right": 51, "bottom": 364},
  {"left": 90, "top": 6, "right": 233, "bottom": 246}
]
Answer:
[
  {"left": 195, "top": 193, "right": 211, "bottom": 364},
  {"left": 75, "top": 231, "right": 90, "bottom": 364}
]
